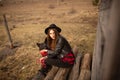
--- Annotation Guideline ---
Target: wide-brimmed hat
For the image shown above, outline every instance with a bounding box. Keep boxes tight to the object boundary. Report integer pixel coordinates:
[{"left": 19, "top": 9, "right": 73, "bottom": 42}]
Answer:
[{"left": 45, "top": 24, "right": 61, "bottom": 34}]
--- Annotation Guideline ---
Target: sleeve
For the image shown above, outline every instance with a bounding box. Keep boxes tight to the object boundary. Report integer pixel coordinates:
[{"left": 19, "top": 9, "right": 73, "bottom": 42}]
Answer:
[
  {"left": 47, "top": 37, "right": 64, "bottom": 58},
  {"left": 44, "top": 38, "right": 47, "bottom": 44}
]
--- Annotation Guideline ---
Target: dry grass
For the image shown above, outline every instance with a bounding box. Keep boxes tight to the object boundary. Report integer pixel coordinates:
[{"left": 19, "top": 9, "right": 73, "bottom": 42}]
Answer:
[{"left": 0, "top": 0, "right": 98, "bottom": 79}]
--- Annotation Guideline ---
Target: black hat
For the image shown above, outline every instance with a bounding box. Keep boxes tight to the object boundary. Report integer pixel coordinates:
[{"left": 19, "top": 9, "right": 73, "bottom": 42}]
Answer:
[{"left": 45, "top": 24, "right": 61, "bottom": 34}]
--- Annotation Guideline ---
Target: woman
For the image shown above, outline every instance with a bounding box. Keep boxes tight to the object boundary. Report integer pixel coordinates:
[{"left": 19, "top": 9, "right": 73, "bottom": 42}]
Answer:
[{"left": 33, "top": 24, "right": 75, "bottom": 80}]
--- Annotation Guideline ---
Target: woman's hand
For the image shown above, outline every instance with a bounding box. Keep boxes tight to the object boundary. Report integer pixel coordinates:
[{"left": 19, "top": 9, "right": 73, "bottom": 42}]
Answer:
[
  {"left": 40, "top": 49, "right": 48, "bottom": 57},
  {"left": 40, "top": 56, "right": 47, "bottom": 61},
  {"left": 39, "top": 56, "right": 48, "bottom": 68},
  {"left": 36, "top": 56, "right": 47, "bottom": 64},
  {"left": 40, "top": 49, "right": 47, "bottom": 53}
]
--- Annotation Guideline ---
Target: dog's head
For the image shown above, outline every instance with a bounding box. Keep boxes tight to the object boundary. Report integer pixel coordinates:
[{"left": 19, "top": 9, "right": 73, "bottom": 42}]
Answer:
[{"left": 36, "top": 43, "right": 48, "bottom": 50}]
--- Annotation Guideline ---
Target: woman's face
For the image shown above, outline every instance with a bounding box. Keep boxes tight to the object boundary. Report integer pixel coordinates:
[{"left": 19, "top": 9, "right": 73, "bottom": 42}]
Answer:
[{"left": 49, "top": 29, "right": 56, "bottom": 40}]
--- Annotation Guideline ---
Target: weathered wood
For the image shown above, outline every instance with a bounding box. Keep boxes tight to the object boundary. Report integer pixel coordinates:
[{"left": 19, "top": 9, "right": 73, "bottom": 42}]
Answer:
[
  {"left": 54, "top": 68, "right": 71, "bottom": 80},
  {"left": 45, "top": 46, "right": 79, "bottom": 80},
  {"left": 52, "top": 46, "right": 79, "bottom": 80},
  {"left": 68, "top": 46, "right": 79, "bottom": 80},
  {"left": 91, "top": 0, "right": 112, "bottom": 80},
  {"left": 99, "top": 1, "right": 120, "bottom": 80},
  {"left": 78, "top": 70, "right": 91, "bottom": 80},
  {"left": 3, "top": 14, "right": 14, "bottom": 49},
  {"left": 81, "top": 53, "right": 92, "bottom": 70},
  {"left": 78, "top": 53, "right": 92, "bottom": 80},
  {"left": 44, "top": 66, "right": 59, "bottom": 80},
  {"left": 72, "top": 46, "right": 79, "bottom": 57},
  {"left": 68, "top": 53, "right": 83, "bottom": 80}
]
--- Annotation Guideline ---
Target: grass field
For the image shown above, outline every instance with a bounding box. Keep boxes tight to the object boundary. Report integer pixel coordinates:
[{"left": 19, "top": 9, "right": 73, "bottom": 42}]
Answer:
[{"left": 0, "top": 0, "right": 98, "bottom": 79}]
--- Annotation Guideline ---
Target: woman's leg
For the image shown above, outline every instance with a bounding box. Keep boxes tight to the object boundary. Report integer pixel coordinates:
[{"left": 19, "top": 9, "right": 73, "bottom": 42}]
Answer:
[
  {"left": 40, "top": 64, "right": 52, "bottom": 75},
  {"left": 35, "top": 57, "right": 73, "bottom": 77},
  {"left": 45, "top": 57, "right": 73, "bottom": 68},
  {"left": 34, "top": 57, "right": 51, "bottom": 76}
]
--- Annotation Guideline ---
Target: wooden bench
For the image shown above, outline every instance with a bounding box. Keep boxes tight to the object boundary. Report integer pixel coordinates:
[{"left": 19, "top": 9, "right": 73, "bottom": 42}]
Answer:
[{"left": 43, "top": 46, "right": 92, "bottom": 80}]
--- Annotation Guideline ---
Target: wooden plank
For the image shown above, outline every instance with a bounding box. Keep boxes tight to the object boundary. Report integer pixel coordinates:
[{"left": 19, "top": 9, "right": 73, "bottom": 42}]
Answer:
[
  {"left": 78, "top": 53, "right": 92, "bottom": 80},
  {"left": 78, "top": 70, "right": 91, "bottom": 80},
  {"left": 68, "top": 53, "right": 83, "bottom": 80},
  {"left": 72, "top": 45, "right": 79, "bottom": 57},
  {"left": 45, "top": 46, "right": 79, "bottom": 80},
  {"left": 81, "top": 53, "right": 92, "bottom": 70},
  {"left": 54, "top": 68, "right": 71, "bottom": 80},
  {"left": 44, "top": 66, "right": 59, "bottom": 80}
]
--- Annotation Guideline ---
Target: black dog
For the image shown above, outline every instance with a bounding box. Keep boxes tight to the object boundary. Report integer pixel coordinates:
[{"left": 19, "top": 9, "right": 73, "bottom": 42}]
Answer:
[{"left": 36, "top": 43, "right": 48, "bottom": 50}]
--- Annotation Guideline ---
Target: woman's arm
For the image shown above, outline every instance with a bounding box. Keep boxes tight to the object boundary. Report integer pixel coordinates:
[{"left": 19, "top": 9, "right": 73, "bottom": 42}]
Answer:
[{"left": 47, "top": 37, "right": 64, "bottom": 58}]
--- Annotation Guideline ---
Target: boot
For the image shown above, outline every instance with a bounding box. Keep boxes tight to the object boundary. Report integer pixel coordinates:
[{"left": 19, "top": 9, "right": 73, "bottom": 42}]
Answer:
[
  {"left": 32, "top": 70, "right": 46, "bottom": 80},
  {"left": 32, "top": 65, "right": 52, "bottom": 80}
]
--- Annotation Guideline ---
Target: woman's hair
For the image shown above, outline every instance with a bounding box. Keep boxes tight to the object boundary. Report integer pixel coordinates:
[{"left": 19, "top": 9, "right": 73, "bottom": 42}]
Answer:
[{"left": 47, "top": 28, "right": 59, "bottom": 50}]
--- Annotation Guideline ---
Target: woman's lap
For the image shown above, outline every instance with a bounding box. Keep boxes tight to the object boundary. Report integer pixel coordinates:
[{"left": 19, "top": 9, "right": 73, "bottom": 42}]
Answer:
[{"left": 45, "top": 57, "right": 73, "bottom": 68}]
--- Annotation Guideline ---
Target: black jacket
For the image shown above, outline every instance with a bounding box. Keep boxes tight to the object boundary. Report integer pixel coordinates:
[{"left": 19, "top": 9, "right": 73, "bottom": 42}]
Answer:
[{"left": 44, "top": 35, "right": 73, "bottom": 58}]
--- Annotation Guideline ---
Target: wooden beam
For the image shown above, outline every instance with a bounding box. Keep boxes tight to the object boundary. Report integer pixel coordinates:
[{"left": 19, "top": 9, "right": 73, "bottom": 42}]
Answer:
[{"left": 3, "top": 14, "right": 13, "bottom": 48}]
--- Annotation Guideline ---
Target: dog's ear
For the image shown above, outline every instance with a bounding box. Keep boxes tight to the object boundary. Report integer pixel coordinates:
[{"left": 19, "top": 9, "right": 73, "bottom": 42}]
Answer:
[
  {"left": 36, "top": 43, "right": 42, "bottom": 50},
  {"left": 36, "top": 43, "right": 40, "bottom": 47}
]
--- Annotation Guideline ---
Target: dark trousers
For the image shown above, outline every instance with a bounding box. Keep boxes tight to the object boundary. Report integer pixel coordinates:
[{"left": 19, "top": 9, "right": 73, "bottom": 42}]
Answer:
[
  {"left": 40, "top": 57, "right": 73, "bottom": 74},
  {"left": 46, "top": 57, "right": 73, "bottom": 68}
]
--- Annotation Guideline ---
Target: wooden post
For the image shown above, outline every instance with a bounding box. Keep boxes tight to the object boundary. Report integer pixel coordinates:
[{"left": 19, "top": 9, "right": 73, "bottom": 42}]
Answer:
[
  {"left": 100, "top": 0, "right": 120, "bottom": 80},
  {"left": 3, "top": 14, "right": 14, "bottom": 49},
  {"left": 91, "top": 0, "right": 117, "bottom": 80}
]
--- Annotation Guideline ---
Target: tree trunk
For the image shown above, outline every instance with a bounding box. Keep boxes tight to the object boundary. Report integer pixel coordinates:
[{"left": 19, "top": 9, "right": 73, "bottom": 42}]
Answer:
[
  {"left": 91, "top": 0, "right": 112, "bottom": 80},
  {"left": 100, "top": 0, "right": 120, "bottom": 80},
  {"left": 91, "top": 0, "right": 120, "bottom": 80}
]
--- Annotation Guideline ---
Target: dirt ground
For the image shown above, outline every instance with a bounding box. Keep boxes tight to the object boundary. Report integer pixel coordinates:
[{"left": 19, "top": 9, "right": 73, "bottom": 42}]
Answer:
[{"left": 0, "top": 0, "right": 98, "bottom": 80}]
